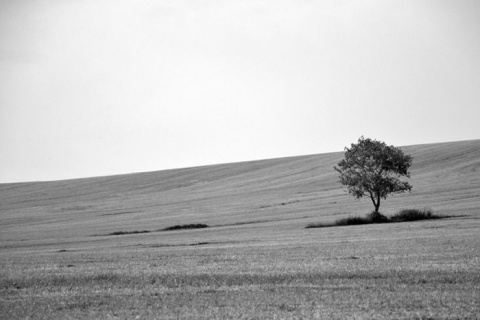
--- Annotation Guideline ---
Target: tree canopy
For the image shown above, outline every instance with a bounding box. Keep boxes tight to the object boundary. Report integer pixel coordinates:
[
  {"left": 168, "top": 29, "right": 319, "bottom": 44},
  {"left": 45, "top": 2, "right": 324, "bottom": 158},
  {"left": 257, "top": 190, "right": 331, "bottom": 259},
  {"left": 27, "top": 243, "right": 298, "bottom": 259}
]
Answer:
[{"left": 334, "top": 137, "right": 413, "bottom": 215}]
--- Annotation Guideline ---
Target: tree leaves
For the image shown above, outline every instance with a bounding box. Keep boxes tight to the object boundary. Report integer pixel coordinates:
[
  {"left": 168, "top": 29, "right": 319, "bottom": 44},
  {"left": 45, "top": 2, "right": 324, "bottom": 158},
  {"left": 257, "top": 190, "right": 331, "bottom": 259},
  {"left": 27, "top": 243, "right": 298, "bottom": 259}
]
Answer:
[{"left": 334, "top": 137, "right": 412, "bottom": 213}]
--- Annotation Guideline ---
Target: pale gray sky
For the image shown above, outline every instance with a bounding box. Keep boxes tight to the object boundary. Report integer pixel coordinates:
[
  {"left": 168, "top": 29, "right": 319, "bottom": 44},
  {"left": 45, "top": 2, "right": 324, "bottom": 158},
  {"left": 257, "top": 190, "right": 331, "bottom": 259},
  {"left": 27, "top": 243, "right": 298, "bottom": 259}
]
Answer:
[{"left": 1, "top": 0, "right": 479, "bottom": 183}]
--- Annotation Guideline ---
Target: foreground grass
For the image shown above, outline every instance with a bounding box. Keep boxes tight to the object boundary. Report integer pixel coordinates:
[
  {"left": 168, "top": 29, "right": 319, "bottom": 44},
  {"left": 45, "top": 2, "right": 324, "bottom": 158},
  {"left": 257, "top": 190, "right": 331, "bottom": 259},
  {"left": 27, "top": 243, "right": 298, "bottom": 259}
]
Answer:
[
  {"left": 1, "top": 217, "right": 479, "bottom": 320},
  {"left": 3, "top": 269, "right": 479, "bottom": 319}
]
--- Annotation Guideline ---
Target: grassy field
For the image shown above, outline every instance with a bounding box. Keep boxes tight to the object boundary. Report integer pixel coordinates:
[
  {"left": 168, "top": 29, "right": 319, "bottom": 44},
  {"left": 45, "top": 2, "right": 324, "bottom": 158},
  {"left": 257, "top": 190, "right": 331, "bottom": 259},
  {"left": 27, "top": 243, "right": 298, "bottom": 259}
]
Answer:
[{"left": 1, "top": 140, "right": 480, "bottom": 319}]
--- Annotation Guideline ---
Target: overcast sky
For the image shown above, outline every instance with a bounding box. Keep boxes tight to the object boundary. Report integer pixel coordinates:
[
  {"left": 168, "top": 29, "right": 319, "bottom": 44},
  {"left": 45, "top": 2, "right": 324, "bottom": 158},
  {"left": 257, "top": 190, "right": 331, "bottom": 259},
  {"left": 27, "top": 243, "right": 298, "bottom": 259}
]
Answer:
[{"left": 1, "top": 0, "right": 479, "bottom": 183}]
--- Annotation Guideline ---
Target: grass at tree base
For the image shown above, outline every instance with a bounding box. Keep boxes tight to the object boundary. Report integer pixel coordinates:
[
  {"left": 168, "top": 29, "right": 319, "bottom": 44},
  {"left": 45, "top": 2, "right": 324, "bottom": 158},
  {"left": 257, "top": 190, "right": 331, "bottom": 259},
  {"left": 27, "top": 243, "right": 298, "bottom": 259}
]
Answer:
[{"left": 306, "top": 208, "right": 450, "bottom": 229}]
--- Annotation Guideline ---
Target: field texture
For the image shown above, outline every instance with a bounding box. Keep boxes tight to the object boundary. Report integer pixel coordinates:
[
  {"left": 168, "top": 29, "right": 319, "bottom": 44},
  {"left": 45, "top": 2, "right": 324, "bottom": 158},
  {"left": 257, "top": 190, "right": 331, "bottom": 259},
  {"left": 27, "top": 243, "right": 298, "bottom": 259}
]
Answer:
[{"left": 1, "top": 140, "right": 480, "bottom": 319}]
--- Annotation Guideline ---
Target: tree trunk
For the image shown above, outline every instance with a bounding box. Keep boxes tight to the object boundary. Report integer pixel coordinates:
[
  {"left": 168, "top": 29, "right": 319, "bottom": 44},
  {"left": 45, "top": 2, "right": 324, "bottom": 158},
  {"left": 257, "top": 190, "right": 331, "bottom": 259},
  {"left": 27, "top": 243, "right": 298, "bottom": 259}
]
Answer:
[
  {"left": 370, "top": 194, "right": 385, "bottom": 222},
  {"left": 374, "top": 198, "right": 380, "bottom": 214},
  {"left": 369, "top": 192, "right": 381, "bottom": 214}
]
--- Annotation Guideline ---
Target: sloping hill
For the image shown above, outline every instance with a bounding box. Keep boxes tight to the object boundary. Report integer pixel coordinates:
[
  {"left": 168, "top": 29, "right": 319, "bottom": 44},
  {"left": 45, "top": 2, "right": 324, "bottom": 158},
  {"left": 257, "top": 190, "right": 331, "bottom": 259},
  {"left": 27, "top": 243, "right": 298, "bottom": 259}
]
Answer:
[{"left": 1, "top": 139, "right": 479, "bottom": 246}]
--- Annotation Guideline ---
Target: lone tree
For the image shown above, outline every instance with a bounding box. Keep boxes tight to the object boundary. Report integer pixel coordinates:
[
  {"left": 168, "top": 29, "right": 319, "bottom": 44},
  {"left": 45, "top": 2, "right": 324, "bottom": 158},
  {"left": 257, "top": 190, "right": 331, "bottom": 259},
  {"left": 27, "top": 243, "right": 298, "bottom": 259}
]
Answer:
[{"left": 334, "top": 137, "right": 413, "bottom": 218}]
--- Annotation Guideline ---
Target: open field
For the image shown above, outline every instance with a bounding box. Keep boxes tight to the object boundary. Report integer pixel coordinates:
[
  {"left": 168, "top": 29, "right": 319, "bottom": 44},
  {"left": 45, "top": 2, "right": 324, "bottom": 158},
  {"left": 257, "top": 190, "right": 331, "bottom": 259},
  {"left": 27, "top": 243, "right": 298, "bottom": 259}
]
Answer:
[{"left": 1, "top": 140, "right": 480, "bottom": 319}]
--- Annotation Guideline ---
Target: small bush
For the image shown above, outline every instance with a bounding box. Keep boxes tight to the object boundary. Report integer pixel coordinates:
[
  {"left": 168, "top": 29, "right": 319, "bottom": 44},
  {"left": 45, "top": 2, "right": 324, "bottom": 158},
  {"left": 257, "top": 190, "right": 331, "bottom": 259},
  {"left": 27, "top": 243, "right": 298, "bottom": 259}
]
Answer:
[
  {"left": 160, "top": 223, "right": 209, "bottom": 231},
  {"left": 107, "top": 230, "right": 150, "bottom": 236},
  {"left": 335, "top": 216, "right": 371, "bottom": 226},
  {"left": 390, "top": 208, "right": 440, "bottom": 222},
  {"left": 367, "top": 211, "right": 389, "bottom": 223},
  {"left": 306, "top": 216, "right": 372, "bottom": 228}
]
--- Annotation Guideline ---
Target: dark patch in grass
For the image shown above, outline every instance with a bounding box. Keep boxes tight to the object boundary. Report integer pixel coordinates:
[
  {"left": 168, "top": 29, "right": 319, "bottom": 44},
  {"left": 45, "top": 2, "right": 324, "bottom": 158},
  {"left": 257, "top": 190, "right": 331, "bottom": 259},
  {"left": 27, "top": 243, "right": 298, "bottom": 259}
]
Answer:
[
  {"left": 96, "top": 230, "right": 151, "bottom": 236},
  {"left": 141, "top": 243, "right": 175, "bottom": 248},
  {"left": 159, "top": 223, "right": 209, "bottom": 232},
  {"left": 217, "top": 216, "right": 311, "bottom": 228},
  {"left": 110, "top": 230, "right": 151, "bottom": 235},
  {"left": 137, "top": 240, "right": 248, "bottom": 249},
  {"left": 189, "top": 242, "right": 210, "bottom": 246},
  {"left": 201, "top": 289, "right": 218, "bottom": 294},
  {"left": 60, "top": 205, "right": 93, "bottom": 212},
  {"left": 223, "top": 219, "right": 272, "bottom": 226},
  {"left": 278, "top": 303, "right": 297, "bottom": 312},
  {"left": 307, "top": 208, "right": 452, "bottom": 229},
  {"left": 101, "top": 211, "right": 140, "bottom": 216},
  {"left": 93, "top": 223, "right": 209, "bottom": 237},
  {"left": 259, "top": 200, "right": 301, "bottom": 209}
]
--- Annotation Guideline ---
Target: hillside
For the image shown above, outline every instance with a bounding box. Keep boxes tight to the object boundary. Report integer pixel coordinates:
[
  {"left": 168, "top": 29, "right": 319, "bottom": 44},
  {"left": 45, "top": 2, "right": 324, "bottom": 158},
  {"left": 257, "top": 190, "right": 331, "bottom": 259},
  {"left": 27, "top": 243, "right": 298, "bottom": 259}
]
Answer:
[{"left": 1, "top": 139, "right": 479, "bottom": 247}]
